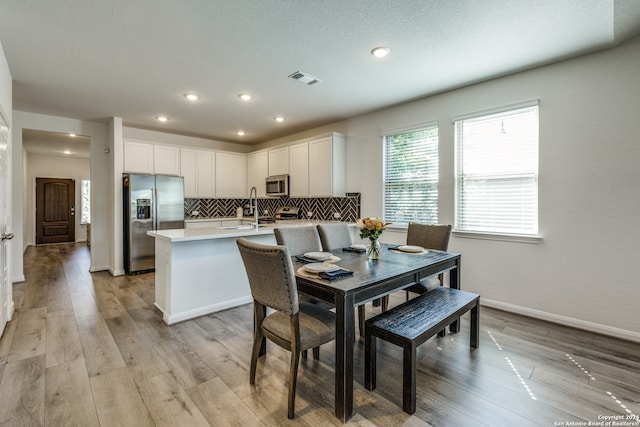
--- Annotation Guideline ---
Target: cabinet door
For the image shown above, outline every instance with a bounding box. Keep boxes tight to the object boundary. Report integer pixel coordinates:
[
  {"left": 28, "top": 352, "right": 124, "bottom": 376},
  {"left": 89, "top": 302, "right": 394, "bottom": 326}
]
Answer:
[
  {"left": 308, "top": 136, "right": 333, "bottom": 196},
  {"left": 268, "top": 146, "right": 289, "bottom": 176},
  {"left": 248, "top": 151, "right": 268, "bottom": 197},
  {"left": 289, "top": 142, "right": 309, "bottom": 197},
  {"left": 124, "top": 140, "right": 154, "bottom": 174},
  {"left": 216, "top": 152, "right": 247, "bottom": 198},
  {"left": 180, "top": 149, "right": 198, "bottom": 198},
  {"left": 154, "top": 145, "right": 180, "bottom": 175},
  {"left": 196, "top": 151, "right": 215, "bottom": 198}
]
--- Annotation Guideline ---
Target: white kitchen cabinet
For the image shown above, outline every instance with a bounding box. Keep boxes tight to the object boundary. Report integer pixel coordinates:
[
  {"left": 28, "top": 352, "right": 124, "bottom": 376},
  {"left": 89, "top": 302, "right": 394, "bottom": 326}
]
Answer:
[
  {"left": 123, "top": 140, "right": 154, "bottom": 174},
  {"left": 181, "top": 148, "right": 216, "bottom": 198},
  {"left": 268, "top": 146, "right": 289, "bottom": 176},
  {"left": 216, "top": 152, "right": 247, "bottom": 198},
  {"left": 154, "top": 144, "right": 180, "bottom": 176},
  {"left": 247, "top": 151, "right": 268, "bottom": 197},
  {"left": 288, "top": 141, "right": 309, "bottom": 197},
  {"left": 308, "top": 133, "right": 346, "bottom": 197}
]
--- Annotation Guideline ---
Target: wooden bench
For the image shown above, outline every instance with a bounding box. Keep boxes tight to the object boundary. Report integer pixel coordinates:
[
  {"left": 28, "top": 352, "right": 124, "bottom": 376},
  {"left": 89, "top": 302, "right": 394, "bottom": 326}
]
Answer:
[{"left": 364, "top": 287, "right": 480, "bottom": 414}]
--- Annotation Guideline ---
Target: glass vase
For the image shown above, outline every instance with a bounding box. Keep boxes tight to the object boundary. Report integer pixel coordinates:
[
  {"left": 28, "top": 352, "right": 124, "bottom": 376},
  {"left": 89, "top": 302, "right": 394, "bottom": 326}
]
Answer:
[{"left": 367, "top": 238, "right": 381, "bottom": 260}]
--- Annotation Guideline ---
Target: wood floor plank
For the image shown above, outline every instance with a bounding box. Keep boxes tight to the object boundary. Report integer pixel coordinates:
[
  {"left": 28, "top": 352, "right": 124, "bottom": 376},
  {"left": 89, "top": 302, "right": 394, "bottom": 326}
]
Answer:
[
  {"left": 45, "top": 311, "right": 83, "bottom": 368},
  {"left": 89, "top": 366, "right": 154, "bottom": 427},
  {"left": 136, "top": 371, "right": 210, "bottom": 427},
  {"left": 0, "top": 354, "right": 45, "bottom": 426},
  {"left": 8, "top": 306, "right": 47, "bottom": 362},
  {"left": 45, "top": 357, "right": 99, "bottom": 426},
  {"left": 76, "top": 312, "right": 126, "bottom": 377}
]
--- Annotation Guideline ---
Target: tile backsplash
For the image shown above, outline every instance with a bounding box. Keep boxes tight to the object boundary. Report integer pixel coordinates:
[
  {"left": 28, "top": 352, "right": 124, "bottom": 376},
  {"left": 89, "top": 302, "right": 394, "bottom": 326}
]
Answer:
[{"left": 185, "top": 193, "right": 361, "bottom": 222}]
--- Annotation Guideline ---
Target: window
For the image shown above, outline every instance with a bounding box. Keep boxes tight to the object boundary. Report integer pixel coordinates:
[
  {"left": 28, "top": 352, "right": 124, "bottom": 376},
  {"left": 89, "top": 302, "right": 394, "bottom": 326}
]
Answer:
[
  {"left": 383, "top": 124, "right": 439, "bottom": 225},
  {"left": 454, "top": 102, "right": 539, "bottom": 237},
  {"left": 81, "top": 180, "right": 90, "bottom": 224}
]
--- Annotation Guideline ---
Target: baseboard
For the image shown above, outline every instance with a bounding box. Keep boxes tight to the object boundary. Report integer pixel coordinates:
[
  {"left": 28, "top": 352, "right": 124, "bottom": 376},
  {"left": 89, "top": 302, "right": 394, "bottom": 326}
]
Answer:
[
  {"left": 481, "top": 298, "right": 640, "bottom": 343},
  {"left": 12, "top": 274, "right": 25, "bottom": 283},
  {"left": 89, "top": 265, "right": 111, "bottom": 273},
  {"left": 156, "top": 296, "right": 253, "bottom": 325}
]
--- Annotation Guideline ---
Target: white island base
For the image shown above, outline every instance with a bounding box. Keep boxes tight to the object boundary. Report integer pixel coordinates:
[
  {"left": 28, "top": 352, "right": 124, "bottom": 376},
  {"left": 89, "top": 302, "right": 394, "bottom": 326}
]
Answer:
[{"left": 150, "top": 227, "right": 276, "bottom": 325}]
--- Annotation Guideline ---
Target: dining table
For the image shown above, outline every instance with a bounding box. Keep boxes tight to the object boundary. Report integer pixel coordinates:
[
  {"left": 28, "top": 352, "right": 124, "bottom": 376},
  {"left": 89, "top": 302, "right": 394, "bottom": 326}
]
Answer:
[{"left": 294, "top": 243, "right": 462, "bottom": 422}]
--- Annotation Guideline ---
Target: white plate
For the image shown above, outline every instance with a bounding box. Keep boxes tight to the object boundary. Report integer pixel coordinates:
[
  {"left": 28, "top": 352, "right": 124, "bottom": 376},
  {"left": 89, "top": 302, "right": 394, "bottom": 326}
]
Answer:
[
  {"left": 397, "top": 245, "right": 425, "bottom": 253},
  {"left": 350, "top": 244, "right": 366, "bottom": 250},
  {"left": 303, "top": 263, "right": 341, "bottom": 273},
  {"left": 303, "top": 251, "right": 333, "bottom": 260}
]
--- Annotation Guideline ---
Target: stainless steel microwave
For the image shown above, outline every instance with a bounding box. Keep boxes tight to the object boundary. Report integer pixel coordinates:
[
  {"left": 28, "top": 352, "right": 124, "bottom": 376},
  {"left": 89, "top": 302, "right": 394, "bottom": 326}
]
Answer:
[{"left": 265, "top": 174, "right": 289, "bottom": 197}]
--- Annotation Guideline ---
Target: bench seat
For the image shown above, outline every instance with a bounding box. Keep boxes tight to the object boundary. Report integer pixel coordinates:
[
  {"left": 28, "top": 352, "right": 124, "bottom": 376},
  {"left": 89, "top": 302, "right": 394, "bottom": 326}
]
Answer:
[{"left": 364, "top": 287, "right": 479, "bottom": 414}]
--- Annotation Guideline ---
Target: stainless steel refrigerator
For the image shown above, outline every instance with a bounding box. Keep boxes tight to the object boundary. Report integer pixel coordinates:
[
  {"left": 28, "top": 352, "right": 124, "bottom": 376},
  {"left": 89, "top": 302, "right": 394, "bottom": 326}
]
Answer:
[{"left": 123, "top": 174, "right": 184, "bottom": 274}]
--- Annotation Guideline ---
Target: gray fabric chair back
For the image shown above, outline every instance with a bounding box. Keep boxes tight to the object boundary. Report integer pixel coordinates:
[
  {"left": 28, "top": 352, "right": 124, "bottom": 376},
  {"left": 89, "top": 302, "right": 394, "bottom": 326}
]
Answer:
[
  {"left": 273, "top": 226, "right": 323, "bottom": 256},
  {"left": 236, "top": 238, "right": 299, "bottom": 315},
  {"left": 406, "top": 223, "right": 452, "bottom": 251},
  {"left": 317, "top": 223, "right": 353, "bottom": 251}
]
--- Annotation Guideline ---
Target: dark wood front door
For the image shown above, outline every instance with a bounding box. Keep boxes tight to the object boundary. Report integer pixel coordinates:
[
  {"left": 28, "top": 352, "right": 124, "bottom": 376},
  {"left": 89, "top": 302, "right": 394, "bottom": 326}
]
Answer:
[{"left": 36, "top": 178, "right": 75, "bottom": 244}]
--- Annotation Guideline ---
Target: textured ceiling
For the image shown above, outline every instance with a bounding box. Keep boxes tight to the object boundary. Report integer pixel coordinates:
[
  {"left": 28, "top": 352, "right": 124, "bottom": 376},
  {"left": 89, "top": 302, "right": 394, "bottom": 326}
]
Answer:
[{"left": 3, "top": 0, "right": 640, "bottom": 145}]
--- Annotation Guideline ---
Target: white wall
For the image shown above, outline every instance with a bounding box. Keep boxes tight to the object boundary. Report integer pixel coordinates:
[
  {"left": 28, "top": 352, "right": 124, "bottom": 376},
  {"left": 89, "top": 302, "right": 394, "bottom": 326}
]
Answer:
[
  {"left": 258, "top": 36, "right": 640, "bottom": 341},
  {"left": 24, "top": 152, "right": 90, "bottom": 245},
  {"left": 12, "top": 112, "right": 111, "bottom": 277}
]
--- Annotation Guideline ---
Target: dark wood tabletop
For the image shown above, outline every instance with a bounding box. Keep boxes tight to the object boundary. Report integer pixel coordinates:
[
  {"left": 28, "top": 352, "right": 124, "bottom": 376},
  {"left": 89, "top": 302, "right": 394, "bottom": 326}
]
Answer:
[{"left": 293, "top": 244, "right": 462, "bottom": 422}]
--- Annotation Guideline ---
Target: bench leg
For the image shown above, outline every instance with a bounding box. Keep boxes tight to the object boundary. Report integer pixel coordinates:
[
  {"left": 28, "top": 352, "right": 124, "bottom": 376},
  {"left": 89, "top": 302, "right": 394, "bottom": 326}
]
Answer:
[
  {"left": 402, "top": 343, "right": 417, "bottom": 414},
  {"left": 470, "top": 302, "right": 479, "bottom": 348},
  {"left": 364, "top": 331, "right": 376, "bottom": 390}
]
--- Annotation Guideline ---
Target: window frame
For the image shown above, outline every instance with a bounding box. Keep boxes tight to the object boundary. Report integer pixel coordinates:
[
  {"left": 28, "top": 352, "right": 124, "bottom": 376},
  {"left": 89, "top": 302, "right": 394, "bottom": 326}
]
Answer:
[{"left": 453, "top": 101, "right": 542, "bottom": 243}]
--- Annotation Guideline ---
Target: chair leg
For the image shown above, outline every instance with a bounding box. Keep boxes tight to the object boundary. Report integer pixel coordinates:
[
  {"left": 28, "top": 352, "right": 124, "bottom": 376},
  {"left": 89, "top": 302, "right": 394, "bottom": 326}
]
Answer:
[
  {"left": 301, "top": 350, "right": 308, "bottom": 359},
  {"left": 312, "top": 347, "right": 320, "bottom": 360},
  {"left": 250, "top": 327, "right": 264, "bottom": 384},
  {"left": 288, "top": 350, "right": 301, "bottom": 419},
  {"left": 382, "top": 295, "right": 389, "bottom": 312}
]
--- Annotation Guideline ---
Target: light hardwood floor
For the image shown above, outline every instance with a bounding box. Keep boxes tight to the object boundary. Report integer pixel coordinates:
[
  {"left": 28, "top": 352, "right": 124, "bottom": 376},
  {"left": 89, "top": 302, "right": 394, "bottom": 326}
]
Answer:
[{"left": 0, "top": 243, "right": 639, "bottom": 426}]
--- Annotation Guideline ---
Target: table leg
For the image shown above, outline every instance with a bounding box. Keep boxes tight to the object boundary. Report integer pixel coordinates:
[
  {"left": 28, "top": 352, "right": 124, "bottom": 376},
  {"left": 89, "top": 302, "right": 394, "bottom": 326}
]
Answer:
[
  {"left": 449, "top": 260, "right": 461, "bottom": 333},
  {"left": 335, "top": 293, "right": 355, "bottom": 422}
]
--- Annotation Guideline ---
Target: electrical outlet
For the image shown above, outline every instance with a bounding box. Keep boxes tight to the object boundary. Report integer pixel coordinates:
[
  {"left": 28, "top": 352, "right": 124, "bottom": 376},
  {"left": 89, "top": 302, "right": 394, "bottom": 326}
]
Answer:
[
  {"left": 333, "top": 212, "right": 341, "bottom": 219},
  {"left": 306, "top": 211, "right": 313, "bottom": 218},
  {"left": 191, "top": 210, "right": 199, "bottom": 216},
  {"left": 263, "top": 209, "right": 269, "bottom": 215}
]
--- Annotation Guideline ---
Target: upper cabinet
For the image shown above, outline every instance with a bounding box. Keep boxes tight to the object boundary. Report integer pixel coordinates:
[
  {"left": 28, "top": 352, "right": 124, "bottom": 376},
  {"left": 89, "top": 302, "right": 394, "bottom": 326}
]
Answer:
[
  {"left": 154, "top": 145, "right": 180, "bottom": 176},
  {"left": 181, "top": 148, "right": 215, "bottom": 198},
  {"left": 216, "top": 152, "right": 247, "bottom": 198},
  {"left": 288, "top": 142, "right": 309, "bottom": 197},
  {"left": 123, "top": 140, "right": 154, "bottom": 174},
  {"left": 308, "top": 133, "right": 346, "bottom": 197},
  {"left": 268, "top": 146, "right": 289, "bottom": 176},
  {"left": 247, "top": 151, "right": 268, "bottom": 197},
  {"left": 123, "top": 140, "right": 180, "bottom": 176}
]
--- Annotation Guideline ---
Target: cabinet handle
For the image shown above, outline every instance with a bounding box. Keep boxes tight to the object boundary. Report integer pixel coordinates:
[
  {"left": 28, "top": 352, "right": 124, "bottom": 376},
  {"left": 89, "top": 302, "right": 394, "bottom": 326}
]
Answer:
[{"left": 1, "top": 233, "right": 14, "bottom": 241}]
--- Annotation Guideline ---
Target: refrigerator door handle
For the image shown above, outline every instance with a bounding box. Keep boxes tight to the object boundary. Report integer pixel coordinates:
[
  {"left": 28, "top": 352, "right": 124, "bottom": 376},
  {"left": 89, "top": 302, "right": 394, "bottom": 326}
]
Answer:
[{"left": 152, "top": 187, "right": 158, "bottom": 230}]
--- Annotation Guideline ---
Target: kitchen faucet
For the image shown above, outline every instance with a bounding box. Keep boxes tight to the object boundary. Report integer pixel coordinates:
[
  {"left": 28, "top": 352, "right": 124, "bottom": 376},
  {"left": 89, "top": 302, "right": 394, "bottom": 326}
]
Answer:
[{"left": 248, "top": 186, "right": 258, "bottom": 229}]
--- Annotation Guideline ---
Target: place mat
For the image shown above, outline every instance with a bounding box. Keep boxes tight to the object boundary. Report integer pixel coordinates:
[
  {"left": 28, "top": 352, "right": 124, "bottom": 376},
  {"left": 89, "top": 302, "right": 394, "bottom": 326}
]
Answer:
[{"left": 295, "top": 255, "right": 341, "bottom": 264}]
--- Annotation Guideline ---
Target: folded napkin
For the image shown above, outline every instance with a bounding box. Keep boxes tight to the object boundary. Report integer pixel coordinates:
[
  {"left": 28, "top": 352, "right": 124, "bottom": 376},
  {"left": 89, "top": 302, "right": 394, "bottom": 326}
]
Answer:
[
  {"left": 319, "top": 269, "right": 354, "bottom": 281},
  {"left": 342, "top": 246, "right": 366, "bottom": 253},
  {"left": 387, "top": 245, "right": 400, "bottom": 250},
  {"left": 295, "top": 255, "right": 322, "bottom": 264}
]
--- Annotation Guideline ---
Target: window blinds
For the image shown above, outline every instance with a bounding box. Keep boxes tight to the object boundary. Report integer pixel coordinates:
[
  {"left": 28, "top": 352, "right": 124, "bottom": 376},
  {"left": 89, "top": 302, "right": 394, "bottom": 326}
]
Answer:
[
  {"left": 383, "top": 126, "right": 439, "bottom": 224},
  {"left": 455, "top": 105, "right": 539, "bottom": 235}
]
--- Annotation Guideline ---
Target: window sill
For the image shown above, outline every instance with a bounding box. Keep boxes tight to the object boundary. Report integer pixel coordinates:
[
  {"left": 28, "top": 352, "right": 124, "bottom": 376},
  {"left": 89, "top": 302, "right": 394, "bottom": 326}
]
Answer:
[{"left": 452, "top": 230, "right": 542, "bottom": 244}]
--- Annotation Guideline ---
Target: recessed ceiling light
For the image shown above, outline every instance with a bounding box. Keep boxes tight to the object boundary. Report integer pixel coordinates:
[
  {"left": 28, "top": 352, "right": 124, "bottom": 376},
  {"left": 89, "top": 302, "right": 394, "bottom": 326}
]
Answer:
[
  {"left": 63, "top": 150, "right": 71, "bottom": 155},
  {"left": 156, "top": 116, "right": 168, "bottom": 122},
  {"left": 237, "top": 131, "right": 246, "bottom": 136},
  {"left": 184, "top": 93, "right": 199, "bottom": 101},
  {"left": 371, "top": 46, "right": 390, "bottom": 58},
  {"left": 238, "top": 93, "right": 252, "bottom": 101},
  {"left": 274, "top": 116, "right": 285, "bottom": 123},
  {"left": 69, "top": 133, "right": 76, "bottom": 137}
]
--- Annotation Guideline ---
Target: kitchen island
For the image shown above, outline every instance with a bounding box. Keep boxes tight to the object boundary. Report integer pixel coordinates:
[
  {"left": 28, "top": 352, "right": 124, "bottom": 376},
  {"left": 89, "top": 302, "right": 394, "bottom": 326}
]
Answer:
[{"left": 148, "top": 220, "right": 357, "bottom": 325}]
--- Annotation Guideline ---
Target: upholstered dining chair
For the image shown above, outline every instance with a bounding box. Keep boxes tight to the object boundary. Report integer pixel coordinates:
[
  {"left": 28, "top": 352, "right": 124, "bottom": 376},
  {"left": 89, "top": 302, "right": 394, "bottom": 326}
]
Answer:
[
  {"left": 274, "top": 225, "right": 323, "bottom": 255},
  {"left": 405, "top": 223, "right": 453, "bottom": 296},
  {"left": 316, "top": 223, "right": 371, "bottom": 337},
  {"left": 236, "top": 238, "right": 336, "bottom": 419}
]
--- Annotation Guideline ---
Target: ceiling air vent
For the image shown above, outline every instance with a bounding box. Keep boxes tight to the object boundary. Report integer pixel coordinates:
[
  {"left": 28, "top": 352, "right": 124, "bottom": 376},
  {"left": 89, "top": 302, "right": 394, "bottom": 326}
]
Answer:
[{"left": 288, "top": 71, "right": 320, "bottom": 86}]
